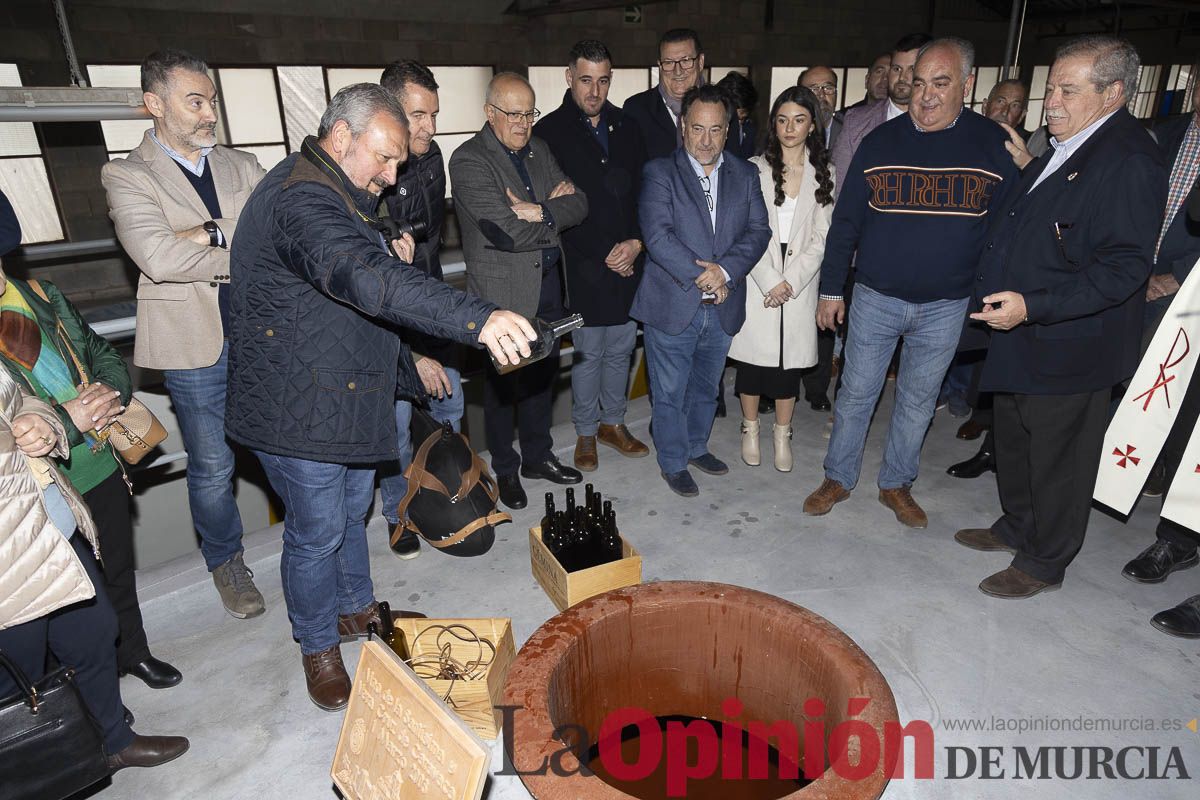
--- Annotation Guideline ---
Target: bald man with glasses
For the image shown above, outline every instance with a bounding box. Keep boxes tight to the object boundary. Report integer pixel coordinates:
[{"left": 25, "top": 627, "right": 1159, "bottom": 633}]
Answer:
[{"left": 800, "top": 66, "right": 844, "bottom": 149}]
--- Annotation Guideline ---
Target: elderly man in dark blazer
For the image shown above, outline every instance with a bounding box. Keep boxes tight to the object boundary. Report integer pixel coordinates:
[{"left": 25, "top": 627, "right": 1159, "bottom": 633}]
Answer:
[
  {"left": 631, "top": 84, "right": 771, "bottom": 498},
  {"left": 537, "top": 40, "right": 650, "bottom": 472},
  {"left": 450, "top": 72, "right": 589, "bottom": 510},
  {"left": 959, "top": 35, "right": 1167, "bottom": 598}
]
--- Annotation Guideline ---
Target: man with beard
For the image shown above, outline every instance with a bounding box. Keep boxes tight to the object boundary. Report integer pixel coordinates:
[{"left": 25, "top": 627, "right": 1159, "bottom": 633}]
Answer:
[
  {"left": 537, "top": 40, "right": 651, "bottom": 472},
  {"left": 624, "top": 28, "right": 706, "bottom": 161},
  {"left": 102, "top": 49, "right": 267, "bottom": 621}
]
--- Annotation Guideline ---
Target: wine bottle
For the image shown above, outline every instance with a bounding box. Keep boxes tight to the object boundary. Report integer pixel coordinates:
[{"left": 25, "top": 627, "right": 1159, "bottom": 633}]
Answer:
[
  {"left": 601, "top": 506, "right": 622, "bottom": 564},
  {"left": 540, "top": 492, "right": 555, "bottom": 533},
  {"left": 584, "top": 483, "right": 594, "bottom": 513},
  {"left": 490, "top": 314, "right": 585, "bottom": 375},
  {"left": 546, "top": 511, "right": 573, "bottom": 571}
]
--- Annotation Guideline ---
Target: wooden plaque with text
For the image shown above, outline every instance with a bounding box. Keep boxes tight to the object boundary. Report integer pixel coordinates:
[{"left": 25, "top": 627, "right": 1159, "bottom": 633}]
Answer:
[{"left": 331, "top": 641, "right": 489, "bottom": 800}]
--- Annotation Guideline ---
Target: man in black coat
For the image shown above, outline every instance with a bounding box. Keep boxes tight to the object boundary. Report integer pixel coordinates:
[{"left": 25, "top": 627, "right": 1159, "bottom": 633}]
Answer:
[
  {"left": 537, "top": 39, "right": 650, "bottom": 472},
  {"left": 623, "top": 28, "right": 705, "bottom": 162},
  {"left": 1120, "top": 70, "right": 1200, "bottom": 636},
  {"left": 958, "top": 36, "right": 1167, "bottom": 599},
  {"left": 225, "top": 84, "right": 533, "bottom": 711},
  {"left": 375, "top": 60, "right": 458, "bottom": 559}
]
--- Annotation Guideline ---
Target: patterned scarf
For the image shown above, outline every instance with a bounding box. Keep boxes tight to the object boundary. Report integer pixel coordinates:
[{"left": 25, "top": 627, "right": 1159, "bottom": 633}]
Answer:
[{"left": 0, "top": 280, "right": 80, "bottom": 406}]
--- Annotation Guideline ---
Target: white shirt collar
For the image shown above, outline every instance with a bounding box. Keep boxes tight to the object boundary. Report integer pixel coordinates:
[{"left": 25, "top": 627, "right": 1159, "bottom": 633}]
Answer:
[
  {"left": 150, "top": 130, "right": 213, "bottom": 177},
  {"left": 886, "top": 100, "right": 906, "bottom": 120},
  {"left": 1049, "top": 109, "right": 1119, "bottom": 157}
]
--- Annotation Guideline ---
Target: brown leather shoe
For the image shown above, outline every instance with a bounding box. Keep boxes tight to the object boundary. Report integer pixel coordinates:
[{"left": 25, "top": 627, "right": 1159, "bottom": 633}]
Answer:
[
  {"left": 597, "top": 424, "right": 650, "bottom": 457},
  {"left": 956, "top": 418, "right": 988, "bottom": 440},
  {"left": 954, "top": 528, "right": 1014, "bottom": 552},
  {"left": 338, "top": 600, "right": 426, "bottom": 641},
  {"left": 574, "top": 435, "right": 598, "bottom": 471},
  {"left": 302, "top": 645, "right": 352, "bottom": 711},
  {"left": 979, "top": 566, "right": 1061, "bottom": 598},
  {"left": 803, "top": 479, "right": 851, "bottom": 516},
  {"left": 107, "top": 734, "right": 190, "bottom": 772},
  {"left": 879, "top": 487, "right": 928, "bottom": 528}
]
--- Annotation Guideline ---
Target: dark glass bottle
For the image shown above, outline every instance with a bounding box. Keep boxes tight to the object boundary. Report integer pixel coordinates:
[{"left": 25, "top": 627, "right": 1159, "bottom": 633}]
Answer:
[
  {"left": 540, "top": 492, "right": 555, "bottom": 533},
  {"left": 490, "top": 314, "right": 585, "bottom": 375},
  {"left": 545, "top": 511, "right": 573, "bottom": 570},
  {"left": 601, "top": 506, "right": 623, "bottom": 564}
]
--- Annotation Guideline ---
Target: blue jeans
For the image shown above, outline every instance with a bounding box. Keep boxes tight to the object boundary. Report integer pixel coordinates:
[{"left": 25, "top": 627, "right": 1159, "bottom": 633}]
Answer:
[
  {"left": 253, "top": 453, "right": 376, "bottom": 654},
  {"left": 163, "top": 341, "right": 244, "bottom": 571},
  {"left": 572, "top": 322, "right": 637, "bottom": 436},
  {"left": 379, "top": 366, "right": 463, "bottom": 526},
  {"left": 644, "top": 305, "right": 733, "bottom": 474},
  {"left": 824, "top": 285, "right": 968, "bottom": 490}
]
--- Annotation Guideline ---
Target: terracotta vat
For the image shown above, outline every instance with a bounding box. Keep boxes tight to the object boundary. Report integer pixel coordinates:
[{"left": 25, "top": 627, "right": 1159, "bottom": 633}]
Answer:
[{"left": 503, "top": 581, "right": 900, "bottom": 800}]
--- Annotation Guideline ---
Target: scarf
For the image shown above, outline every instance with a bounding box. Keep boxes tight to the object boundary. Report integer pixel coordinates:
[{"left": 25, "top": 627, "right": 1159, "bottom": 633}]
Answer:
[
  {"left": 656, "top": 72, "right": 704, "bottom": 147},
  {"left": 1095, "top": 258, "right": 1200, "bottom": 531}
]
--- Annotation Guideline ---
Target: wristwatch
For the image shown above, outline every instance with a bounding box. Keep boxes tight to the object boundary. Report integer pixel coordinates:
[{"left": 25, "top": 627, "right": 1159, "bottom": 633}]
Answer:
[{"left": 203, "top": 220, "right": 220, "bottom": 248}]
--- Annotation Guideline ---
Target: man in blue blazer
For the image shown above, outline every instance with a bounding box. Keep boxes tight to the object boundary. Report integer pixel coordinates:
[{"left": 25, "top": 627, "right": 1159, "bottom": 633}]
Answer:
[
  {"left": 961, "top": 36, "right": 1167, "bottom": 599},
  {"left": 630, "top": 84, "right": 771, "bottom": 497}
]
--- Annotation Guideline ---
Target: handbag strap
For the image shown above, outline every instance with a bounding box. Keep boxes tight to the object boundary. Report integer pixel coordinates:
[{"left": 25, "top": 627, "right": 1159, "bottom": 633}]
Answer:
[{"left": 0, "top": 649, "right": 38, "bottom": 709}]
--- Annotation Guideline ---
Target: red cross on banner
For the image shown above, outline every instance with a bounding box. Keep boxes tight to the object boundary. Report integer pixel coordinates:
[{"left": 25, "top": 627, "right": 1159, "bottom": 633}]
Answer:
[{"left": 1112, "top": 445, "right": 1141, "bottom": 468}]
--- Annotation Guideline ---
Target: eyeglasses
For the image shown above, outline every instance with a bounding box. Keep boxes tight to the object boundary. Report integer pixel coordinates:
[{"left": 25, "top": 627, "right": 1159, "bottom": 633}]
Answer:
[
  {"left": 489, "top": 104, "right": 540, "bottom": 124},
  {"left": 659, "top": 56, "right": 699, "bottom": 73},
  {"left": 699, "top": 174, "right": 713, "bottom": 212},
  {"left": 806, "top": 83, "right": 838, "bottom": 96}
]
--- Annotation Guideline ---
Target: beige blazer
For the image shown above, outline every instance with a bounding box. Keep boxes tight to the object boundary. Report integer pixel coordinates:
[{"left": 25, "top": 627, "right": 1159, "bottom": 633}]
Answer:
[
  {"left": 0, "top": 369, "right": 100, "bottom": 631},
  {"left": 101, "top": 130, "right": 265, "bottom": 369},
  {"left": 728, "top": 155, "right": 833, "bottom": 370}
]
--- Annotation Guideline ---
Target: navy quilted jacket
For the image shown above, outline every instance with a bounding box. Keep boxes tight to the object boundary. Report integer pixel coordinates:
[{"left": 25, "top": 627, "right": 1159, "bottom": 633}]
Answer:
[{"left": 225, "top": 138, "right": 495, "bottom": 463}]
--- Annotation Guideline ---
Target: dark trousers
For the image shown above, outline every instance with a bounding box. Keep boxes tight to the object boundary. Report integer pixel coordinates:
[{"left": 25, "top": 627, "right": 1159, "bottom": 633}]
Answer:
[
  {"left": 1156, "top": 357, "right": 1200, "bottom": 549},
  {"left": 992, "top": 389, "right": 1111, "bottom": 584},
  {"left": 484, "top": 342, "right": 559, "bottom": 477},
  {"left": 83, "top": 470, "right": 150, "bottom": 670},
  {"left": 0, "top": 535, "right": 135, "bottom": 754},
  {"left": 801, "top": 328, "right": 836, "bottom": 399}
]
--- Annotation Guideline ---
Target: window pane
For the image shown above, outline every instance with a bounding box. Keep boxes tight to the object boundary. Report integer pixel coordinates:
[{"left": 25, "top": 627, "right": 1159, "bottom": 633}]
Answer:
[
  {"left": 436, "top": 132, "right": 473, "bottom": 198},
  {"left": 236, "top": 144, "right": 287, "bottom": 171},
  {"left": 1031, "top": 66, "right": 1051, "bottom": 99},
  {"left": 1026, "top": 99, "right": 1043, "bottom": 128},
  {"left": 277, "top": 66, "right": 324, "bottom": 151},
  {"left": 0, "top": 123, "right": 40, "bottom": 157},
  {"left": 326, "top": 67, "right": 382, "bottom": 99},
  {"left": 527, "top": 67, "right": 566, "bottom": 115},
  {"left": 974, "top": 67, "right": 1000, "bottom": 107},
  {"left": 610, "top": 68, "right": 650, "bottom": 107},
  {"left": 217, "top": 68, "right": 283, "bottom": 145},
  {"left": 709, "top": 66, "right": 748, "bottom": 85},
  {"left": 770, "top": 67, "right": 806, "bottom": 113},
  {"left": 843, "top": 67, "right": 867, "bottom": 109},
  {"left": 88, "top": 65, "right": 152, "bottom": 153},
  {"left": 0, "top": 157, "right": 63, "bottom": 243},
  {"left": 430, "top": 67, "right": 492, "bottom": 134},
  {"left": 0, "top": 63, "right": 21, "bottom": 85}
]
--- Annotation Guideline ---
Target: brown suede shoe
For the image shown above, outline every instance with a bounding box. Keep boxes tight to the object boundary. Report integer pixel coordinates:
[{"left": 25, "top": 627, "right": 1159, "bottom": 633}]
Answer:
[
  {"left": 302, "top": 645, "right": 352, "bottom": 711},
  {"left": 574, "top": 435, "right": 598, "bottom": 471},
  {"left": 107, "top": 734, "right": 190, "bottom": 772},
  {"left": 338, "top": 600, "right": 426, "bottom": 642},
  {"left": 954, "top": 528, "right": 1014, "bottom": 552},
  {"left": 597, "top": 424, "right": 650, "bottom": 457},
  {"left": 879, "top": 487, "right": 928, "bottom": 528},
  {"left": 803, "top": 479, "right": 851, "bottom": 516},
  {"left": 979, "top": 566, "right": 1061, "bottom": 599}
]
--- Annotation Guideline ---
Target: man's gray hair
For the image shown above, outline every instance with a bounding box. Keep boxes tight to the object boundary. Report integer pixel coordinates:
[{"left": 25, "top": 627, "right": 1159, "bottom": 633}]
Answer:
[
  {"left": 1055, "top": 35, "right": 1141, "bottom": 104},
  {"left": 486, "top": 72, "right": 534, "bottom": 105},
  {"left": 317, "top": 83, "right": 407, "bottom": 140},
  {"left": 917, "top": 37, "right": 976, "bottom": 82}
]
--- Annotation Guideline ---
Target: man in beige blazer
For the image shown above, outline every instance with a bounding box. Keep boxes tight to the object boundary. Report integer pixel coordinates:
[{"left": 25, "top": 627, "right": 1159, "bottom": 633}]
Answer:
[{"left": 102, "top": 49, "right": 266, "bottom": 619}]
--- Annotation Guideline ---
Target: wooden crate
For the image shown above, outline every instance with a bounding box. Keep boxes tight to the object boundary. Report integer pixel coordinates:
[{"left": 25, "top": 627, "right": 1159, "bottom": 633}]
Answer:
[
  {"left": 529, "top": 526, "right": 643, "bottom": 612},
  {"left": 389, "top": 617, "right": 516, "bottom": 740}
]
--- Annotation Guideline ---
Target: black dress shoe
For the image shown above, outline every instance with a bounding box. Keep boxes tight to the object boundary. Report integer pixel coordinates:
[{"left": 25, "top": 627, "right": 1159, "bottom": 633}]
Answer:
[
  {"left": 758, "top": 397, "right": 775, "bottom": 414},
  {"left": 497, "top": 473, "right": 527, "bottom": 509},
  {"left": 1122, "top": 539, "right": 1199, "bottom": 584},
  {"left": 947, "top": 448, "right": 995, "bottom": 479},
  {"left": 1151, "top": 595, "right": 1200, "bottom": 638},
  {"left": 107, "top": 734, "right": 190, "bottom": 772},
  {"left": 120, "top": 656, "right": 182, "bottom": 689},
  {"left": 388, "top": 523, "right": 421, "bottom": 560},
  {"left": 520, "top": 456, "right": 583, "bottom": 485},
  {"left": 124, "top": 706, "right": 134, "bottom": 727},
  {"left": 807, "top": 394, "right": 832, "bottom": 412}
]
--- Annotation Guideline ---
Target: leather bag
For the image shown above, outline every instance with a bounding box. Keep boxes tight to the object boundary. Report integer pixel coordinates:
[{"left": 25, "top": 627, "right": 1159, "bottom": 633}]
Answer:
[{"left": 0, "top": 649, "right": 110, "bottom": 800}]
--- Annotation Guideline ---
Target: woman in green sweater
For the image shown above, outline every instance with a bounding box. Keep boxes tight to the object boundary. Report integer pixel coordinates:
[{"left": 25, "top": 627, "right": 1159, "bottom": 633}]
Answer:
[{"left": 0, "top": 262, "right": 181, "bottom": 689}]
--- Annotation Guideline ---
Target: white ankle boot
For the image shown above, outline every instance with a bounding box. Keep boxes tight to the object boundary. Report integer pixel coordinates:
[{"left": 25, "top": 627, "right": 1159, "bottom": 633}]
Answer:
[
  {"left": 773, "top": 423, "right": 793, "bottom": 472},
  {"left": 740, "top": 419, "right": 761, "bottom": 466}
]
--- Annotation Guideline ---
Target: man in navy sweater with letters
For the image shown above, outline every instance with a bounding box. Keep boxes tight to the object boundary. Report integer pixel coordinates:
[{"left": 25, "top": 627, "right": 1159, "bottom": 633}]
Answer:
[{"left": 802, "top": 37, "right": 1018, "bottom": 528}]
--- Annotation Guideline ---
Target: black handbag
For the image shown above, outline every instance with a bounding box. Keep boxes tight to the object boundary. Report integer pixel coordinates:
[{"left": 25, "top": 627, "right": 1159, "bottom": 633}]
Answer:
[
  {"left": 392, "top": 407, "right": 510, "bottom": 556},
  {"left": 0, "top": 649, "right": 110, "bottom": 800}
]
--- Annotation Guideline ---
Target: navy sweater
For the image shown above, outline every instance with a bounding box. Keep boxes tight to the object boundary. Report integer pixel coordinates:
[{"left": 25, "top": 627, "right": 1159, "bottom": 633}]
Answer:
[{"left": 819, "top": 109, "right": 1018, "bottom": 303}]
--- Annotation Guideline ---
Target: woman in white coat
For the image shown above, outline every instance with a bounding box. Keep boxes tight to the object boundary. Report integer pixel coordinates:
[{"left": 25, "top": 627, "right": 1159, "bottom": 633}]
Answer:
[{"left": 728, "top": 85, "right": 834, "bottom": 471}]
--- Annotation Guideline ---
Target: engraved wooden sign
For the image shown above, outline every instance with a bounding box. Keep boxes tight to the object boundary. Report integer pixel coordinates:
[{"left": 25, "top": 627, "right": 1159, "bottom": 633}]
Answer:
[{"left": 332, "top": 641, "right": 489, "bottom": 800}]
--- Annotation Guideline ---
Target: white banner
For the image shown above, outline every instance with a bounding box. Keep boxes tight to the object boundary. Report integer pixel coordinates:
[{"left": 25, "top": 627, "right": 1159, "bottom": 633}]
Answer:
[{"left": 1094, "top": 258, "right": 1200, "bottom": 521}]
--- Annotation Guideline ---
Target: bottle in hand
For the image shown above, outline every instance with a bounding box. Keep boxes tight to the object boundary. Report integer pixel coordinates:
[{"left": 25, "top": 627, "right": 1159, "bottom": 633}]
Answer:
[{"left": 490, "top": 314, "right": 585, "bottom": 375}]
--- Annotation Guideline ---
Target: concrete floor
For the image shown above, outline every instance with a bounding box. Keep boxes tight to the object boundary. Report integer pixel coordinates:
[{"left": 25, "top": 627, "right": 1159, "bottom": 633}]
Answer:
[{"left": 105, "top": 381, "right": 1197, "bottom": 799}]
